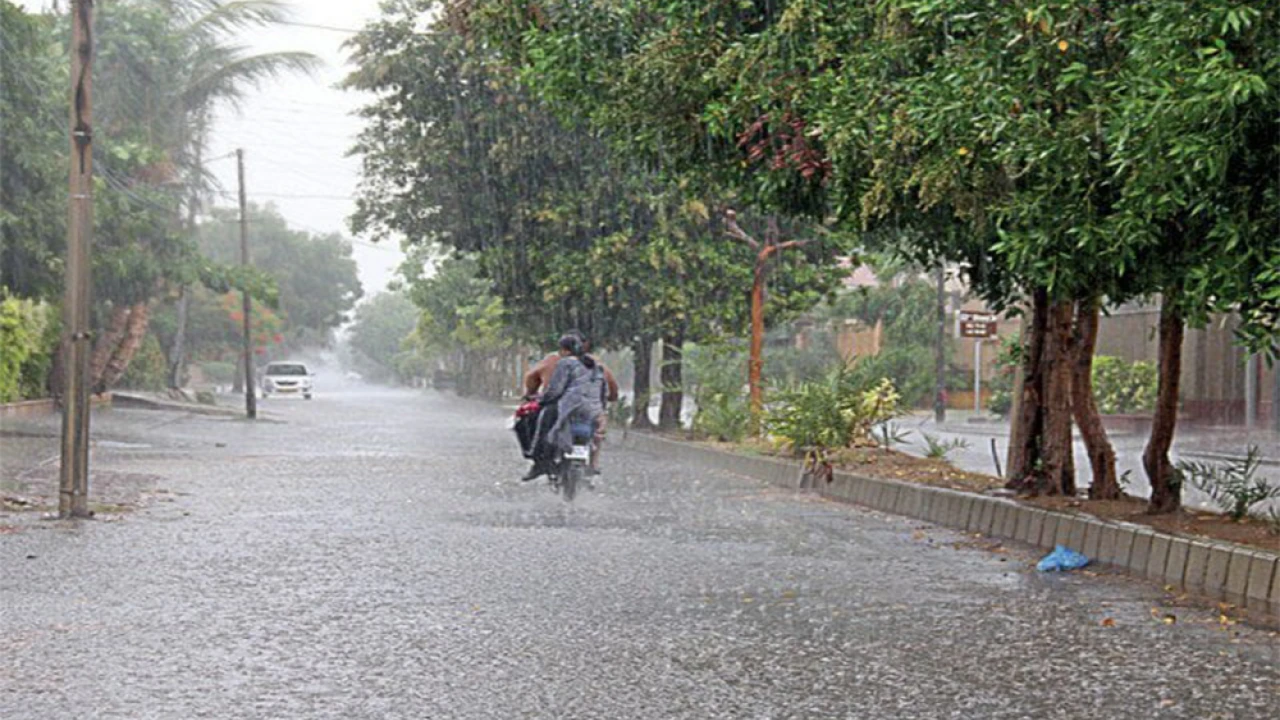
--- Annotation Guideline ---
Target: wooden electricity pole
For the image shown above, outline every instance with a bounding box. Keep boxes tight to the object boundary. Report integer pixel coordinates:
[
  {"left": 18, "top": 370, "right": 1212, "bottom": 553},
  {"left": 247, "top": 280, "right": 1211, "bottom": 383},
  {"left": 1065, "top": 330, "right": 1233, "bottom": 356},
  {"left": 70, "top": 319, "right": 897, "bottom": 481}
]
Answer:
[
  {"left": 237, "top": 149, "right": 257, "bottom": 419},
  {"left": 724, "top": 210, "right": 811, "bottom": 434},
  {"left": 59, "top": 0, "right": 95, "bottom": 519}
]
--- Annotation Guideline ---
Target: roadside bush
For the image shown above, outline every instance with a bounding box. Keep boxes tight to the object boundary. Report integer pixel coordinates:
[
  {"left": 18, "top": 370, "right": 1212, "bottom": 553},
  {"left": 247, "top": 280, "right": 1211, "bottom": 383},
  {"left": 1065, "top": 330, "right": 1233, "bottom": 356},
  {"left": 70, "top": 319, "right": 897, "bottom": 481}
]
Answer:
[
  {"left": 1092, "top": 356, "right": 1157, "bottom": 415},
  {"left": 1179, "top": 447, "right": 1280, "bottom": 521},
  {"left": 686, "top": 344, "right": 750, "bottom": 442},
  {"left": 846, "top": 347, "right": 931, "bottom": 408},
  {"left": 0, "top": 293, "right": 53, "bottom": 403},
  {"left": 767, "top": 368, "right": 901, "bottom": 453},
  {"left": 119, "top": 334, "right": 168, "bottom": 391},
  {"left": 200, "top": 361, "right": 237, "bottom": 386},
  {"left": 922, "top": 433, "right": 970, "bottom": 461},
  {"left": 987, "top": 335, "right": 1022, "bottom": 418}
]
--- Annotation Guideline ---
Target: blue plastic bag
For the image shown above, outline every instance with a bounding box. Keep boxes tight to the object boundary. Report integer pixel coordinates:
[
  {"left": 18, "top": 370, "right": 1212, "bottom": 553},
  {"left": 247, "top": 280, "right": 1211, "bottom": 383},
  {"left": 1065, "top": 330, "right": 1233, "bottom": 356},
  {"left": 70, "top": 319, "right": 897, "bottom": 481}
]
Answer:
[{"left": 1037, "top": 545, "right": 1090, "bottom": 572}]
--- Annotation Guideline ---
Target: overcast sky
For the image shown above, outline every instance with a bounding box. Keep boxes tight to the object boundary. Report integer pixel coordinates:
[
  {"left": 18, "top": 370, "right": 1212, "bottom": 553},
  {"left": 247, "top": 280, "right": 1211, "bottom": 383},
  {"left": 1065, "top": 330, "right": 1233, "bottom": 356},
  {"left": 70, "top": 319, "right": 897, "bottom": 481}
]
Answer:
[{"left": 17, "top": 0, "right": 406, "bottom": 297}]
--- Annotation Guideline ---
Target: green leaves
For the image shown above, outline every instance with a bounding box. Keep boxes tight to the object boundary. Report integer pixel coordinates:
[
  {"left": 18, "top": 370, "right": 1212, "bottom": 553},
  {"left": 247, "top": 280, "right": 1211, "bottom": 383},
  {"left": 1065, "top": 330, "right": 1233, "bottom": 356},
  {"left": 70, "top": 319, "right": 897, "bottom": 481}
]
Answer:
[{"left": 767, "top": 368, "right": 901, "bottom": 452}]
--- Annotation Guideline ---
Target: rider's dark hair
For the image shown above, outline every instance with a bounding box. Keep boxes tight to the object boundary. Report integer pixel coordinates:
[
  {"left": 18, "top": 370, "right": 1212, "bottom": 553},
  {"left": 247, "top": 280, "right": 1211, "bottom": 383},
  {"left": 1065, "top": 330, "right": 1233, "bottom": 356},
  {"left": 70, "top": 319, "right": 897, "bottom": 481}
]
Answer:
[{"left": 559, "top": 334, "right": 584, "bottom": 356}]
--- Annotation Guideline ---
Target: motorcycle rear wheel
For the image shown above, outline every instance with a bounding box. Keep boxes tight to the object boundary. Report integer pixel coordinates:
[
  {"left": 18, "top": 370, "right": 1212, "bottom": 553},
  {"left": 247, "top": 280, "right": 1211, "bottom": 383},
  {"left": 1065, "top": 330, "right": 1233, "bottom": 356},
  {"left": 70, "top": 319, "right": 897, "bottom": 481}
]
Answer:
[{"left": 561, "top": 462, "right": 582, "bottom": 502}]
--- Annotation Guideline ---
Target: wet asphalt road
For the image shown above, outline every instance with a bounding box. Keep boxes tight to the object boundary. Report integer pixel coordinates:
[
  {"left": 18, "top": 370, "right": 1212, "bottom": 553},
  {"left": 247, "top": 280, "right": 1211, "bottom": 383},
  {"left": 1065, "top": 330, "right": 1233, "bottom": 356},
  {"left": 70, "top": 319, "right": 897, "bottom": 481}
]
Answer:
[{"left": 2, "top": 386, "right": 1278, "bottom": 719}]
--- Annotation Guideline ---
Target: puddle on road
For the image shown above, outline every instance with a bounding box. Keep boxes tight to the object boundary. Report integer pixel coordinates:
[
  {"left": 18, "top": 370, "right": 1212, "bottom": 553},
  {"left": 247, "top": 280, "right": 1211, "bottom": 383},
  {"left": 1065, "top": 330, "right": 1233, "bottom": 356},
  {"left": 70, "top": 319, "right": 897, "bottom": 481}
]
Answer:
[{"left": 96, "top": 441, "right": 153, "bottom": 450}]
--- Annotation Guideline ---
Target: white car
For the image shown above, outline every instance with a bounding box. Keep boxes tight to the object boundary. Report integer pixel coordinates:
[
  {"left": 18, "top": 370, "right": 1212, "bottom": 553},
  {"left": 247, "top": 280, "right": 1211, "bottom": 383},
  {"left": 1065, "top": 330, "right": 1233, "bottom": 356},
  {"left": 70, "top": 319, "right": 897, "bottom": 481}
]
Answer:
[{"left": 261, "top": 362, "right": 314, "bottom": 399}]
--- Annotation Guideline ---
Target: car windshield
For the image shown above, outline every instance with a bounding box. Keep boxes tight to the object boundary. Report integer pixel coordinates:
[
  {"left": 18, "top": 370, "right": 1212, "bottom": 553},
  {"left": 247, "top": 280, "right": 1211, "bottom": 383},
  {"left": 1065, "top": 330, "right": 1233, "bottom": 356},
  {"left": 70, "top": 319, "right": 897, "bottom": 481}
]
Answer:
[{"left": 266, "top": 364, "right": 308, "bottom": 376}]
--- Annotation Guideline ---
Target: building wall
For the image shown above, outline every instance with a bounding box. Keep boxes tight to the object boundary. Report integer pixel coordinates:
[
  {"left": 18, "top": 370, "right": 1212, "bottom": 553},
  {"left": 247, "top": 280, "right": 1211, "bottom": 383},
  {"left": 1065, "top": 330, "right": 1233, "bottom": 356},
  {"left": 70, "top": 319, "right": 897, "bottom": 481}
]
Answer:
[
  {"left": 1095, "top": 306, "right": 1273, "bottom": 426},
  {"left": 944, "top": 301, "right": 1273, "bottom": 426}
]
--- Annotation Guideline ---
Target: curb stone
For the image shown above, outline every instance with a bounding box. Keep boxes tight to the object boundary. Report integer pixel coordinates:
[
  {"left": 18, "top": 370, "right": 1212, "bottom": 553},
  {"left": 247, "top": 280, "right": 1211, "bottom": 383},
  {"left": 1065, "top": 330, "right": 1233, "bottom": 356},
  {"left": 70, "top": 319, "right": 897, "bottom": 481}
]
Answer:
[
  {"left": 623, "top": 431, "right": 1280, "bottom": 619},
  {"left": 1164, "top": 538, "right": 1192, "bottom": 588},
  {"left": 1147, "top": 535, "right": 1173, "bottom": 581}
]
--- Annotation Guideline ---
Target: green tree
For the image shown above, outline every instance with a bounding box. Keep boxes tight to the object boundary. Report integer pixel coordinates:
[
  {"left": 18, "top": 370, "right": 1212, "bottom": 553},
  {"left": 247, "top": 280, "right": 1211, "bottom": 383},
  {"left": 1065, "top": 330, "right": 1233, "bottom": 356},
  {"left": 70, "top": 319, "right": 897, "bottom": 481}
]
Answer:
[
  {"left": 152, "top": 203, "right": 362, "bottom": 373},
  {"left": 346, "top": 291, "right": 421, "bottom": 384},
  {"left": 352, "top": 1, "right": 849, "bottom": 429},
  {"left": 1106, "top": 0, "right": 1279, "bottom": 511},
  {"left": 0, "top": 2, "right": 65, "bottom": 301}
]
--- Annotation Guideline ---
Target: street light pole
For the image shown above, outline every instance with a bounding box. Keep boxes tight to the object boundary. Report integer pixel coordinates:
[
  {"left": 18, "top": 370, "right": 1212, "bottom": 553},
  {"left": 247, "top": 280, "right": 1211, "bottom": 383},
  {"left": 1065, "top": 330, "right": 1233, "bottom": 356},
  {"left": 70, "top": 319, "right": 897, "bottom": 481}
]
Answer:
[
  {"left": 59, "top": 0, "right": 95, "bottom": 519},
  {"left": 237, "top": 149, "right": 256, "bottom": 420}
]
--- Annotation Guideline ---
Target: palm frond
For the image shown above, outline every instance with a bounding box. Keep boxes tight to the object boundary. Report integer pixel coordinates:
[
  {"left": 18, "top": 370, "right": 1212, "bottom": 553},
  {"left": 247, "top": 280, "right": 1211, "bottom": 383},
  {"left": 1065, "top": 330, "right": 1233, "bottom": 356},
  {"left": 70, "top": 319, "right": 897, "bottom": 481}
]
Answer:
[
  {"left": 183, "top": 50, "right": 323, "bottom": 113},
  {"left": 180, "top": 1, "right": 297, "bottom": 41}
]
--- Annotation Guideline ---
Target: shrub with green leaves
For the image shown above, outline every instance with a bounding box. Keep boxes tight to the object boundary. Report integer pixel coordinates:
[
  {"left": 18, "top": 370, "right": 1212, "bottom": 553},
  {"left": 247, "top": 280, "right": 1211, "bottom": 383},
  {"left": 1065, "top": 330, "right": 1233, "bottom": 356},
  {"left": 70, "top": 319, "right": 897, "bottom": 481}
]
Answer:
[
  {"left": 767, "top": 368, "right": 901, "bottom": 452},
  {"left": 0, "top": 293, "right": 53, "bottom": 403},
  {"left": 119, "top": 334, "right": 168, "bottom": 391},
  {"left": 986, "top": 335, "right": 1023, "bottom": 417},
  {"left": 686, "top": 344, "right": 750, "bottom": 442},
  {"left": 1092, "top": 356, "right": 1158, "bottom": 415},
  {"left": 1179, "top": 447, "right": 1280, "bottom": 521},
  {"left": 199, "top": 361, "right": 237, "bottom": 386},
  {"left": 922, "top": 433, "right": 970, "bottom": 461}
]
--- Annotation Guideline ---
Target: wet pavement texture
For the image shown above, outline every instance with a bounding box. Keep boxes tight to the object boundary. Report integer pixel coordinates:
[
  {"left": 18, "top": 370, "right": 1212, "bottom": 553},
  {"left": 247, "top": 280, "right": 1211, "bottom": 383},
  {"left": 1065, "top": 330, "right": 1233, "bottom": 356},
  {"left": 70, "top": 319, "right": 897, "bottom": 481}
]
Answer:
[{"left": 2, "top": 387, "right": 1278, "bottom": 719}]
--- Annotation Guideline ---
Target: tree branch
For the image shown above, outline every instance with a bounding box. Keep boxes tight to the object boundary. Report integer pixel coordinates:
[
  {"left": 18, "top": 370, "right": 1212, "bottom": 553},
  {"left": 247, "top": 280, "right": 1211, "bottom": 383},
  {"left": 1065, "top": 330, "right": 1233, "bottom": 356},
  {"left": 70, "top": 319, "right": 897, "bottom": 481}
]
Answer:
[
  {"left": 776, "top": 239, "right": 813, "bottom": 251},
  {"left": 723, "top": 209, "right": 760, "bottom": 250}
]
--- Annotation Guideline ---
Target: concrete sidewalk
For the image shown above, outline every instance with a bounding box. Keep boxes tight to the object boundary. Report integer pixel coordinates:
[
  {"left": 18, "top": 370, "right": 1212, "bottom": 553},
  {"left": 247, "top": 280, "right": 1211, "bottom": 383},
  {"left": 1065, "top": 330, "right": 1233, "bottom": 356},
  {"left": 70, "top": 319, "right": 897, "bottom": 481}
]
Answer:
[{"left": 913, "top": 410, "right": 1280, "bottom": 464}]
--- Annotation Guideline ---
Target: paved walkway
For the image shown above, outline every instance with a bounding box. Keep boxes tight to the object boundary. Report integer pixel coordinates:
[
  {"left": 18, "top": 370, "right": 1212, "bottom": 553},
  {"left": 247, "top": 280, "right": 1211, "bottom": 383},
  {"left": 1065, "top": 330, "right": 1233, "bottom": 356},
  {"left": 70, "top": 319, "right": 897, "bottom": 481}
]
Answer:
[{"left": 897, "top": 411, "right": 1280, "bottom": 513}]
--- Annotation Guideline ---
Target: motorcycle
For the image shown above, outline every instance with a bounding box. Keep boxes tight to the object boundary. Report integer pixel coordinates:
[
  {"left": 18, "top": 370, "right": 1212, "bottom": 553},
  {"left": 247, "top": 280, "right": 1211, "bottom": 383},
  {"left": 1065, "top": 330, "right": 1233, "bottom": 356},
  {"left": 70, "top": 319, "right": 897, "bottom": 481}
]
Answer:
[
  {"left": 549, "top": 421, "right": 594, "bottom": 502},
  {"left": 514, "top": 400, "right": 593, "bottom": 502}
]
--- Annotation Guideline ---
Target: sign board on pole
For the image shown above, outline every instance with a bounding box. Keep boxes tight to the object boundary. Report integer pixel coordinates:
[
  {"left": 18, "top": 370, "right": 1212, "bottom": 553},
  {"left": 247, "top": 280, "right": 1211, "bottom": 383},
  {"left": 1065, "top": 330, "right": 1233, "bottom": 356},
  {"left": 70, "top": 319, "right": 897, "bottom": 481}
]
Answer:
[{"left": 958, "top": 311, "right": 998, "bottom": 339}]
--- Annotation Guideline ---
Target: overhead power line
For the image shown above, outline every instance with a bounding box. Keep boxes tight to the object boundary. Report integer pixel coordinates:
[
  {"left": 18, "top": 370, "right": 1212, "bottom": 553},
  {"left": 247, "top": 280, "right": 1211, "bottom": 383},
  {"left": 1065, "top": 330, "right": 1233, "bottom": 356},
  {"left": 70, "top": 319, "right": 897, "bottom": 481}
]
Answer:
[{"left": 214, "top": 190, "right": 352, "bottom": 201}]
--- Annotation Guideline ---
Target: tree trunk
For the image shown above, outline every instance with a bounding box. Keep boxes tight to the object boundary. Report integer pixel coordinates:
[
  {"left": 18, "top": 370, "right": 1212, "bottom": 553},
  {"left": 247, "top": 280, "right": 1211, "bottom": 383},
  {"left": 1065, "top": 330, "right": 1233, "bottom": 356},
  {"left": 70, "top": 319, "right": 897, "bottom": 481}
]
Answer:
[
  {"left": 97, "top": 302, "right": 150, "bottom": 392},
  {"left": 167, "top": 287, "right": 189, "bottom": 389},
  {"left": 934, "top": 263, "right": 947, "bottom": 423},
  {"left": 1039, "top": 299, "right": 1076, "bottom": 496},
  {"left": 631, "top": 335, "right": 654, "bottom": 429},
  {"left": 1073, "top": 298, "right": 1120, "bottom": 499},
  {"left": 90, "top": 304, "right": 130, "bottom": 386},
  {"left": 48, "top": 337, "right": 67, "bottom": 403},
  {"left": 659, "top": 332, "right": 684, "bottom": 430},
  {"left": 748, "top": 256, "right": 767, "bottom": 433},
  {"left": 1144, "top": 293, "right": 1185, "bottom": 514},
  {"left": 1007, "top": 289, "right": 1048, "bottom": 490},
  {"left": 169, "top": 140, "right": 202, "bottom": 389}
]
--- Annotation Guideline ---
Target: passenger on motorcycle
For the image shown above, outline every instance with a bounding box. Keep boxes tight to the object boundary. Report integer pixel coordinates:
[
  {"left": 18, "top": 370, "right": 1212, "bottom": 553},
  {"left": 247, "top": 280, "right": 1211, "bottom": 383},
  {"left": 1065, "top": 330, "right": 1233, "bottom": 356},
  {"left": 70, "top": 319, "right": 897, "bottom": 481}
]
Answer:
[
  {"left": 521, "top": 334, "right": 609, "bottom": 482},
  {"left": 522, "top": 330, "right": 618, "bottom": 473}
]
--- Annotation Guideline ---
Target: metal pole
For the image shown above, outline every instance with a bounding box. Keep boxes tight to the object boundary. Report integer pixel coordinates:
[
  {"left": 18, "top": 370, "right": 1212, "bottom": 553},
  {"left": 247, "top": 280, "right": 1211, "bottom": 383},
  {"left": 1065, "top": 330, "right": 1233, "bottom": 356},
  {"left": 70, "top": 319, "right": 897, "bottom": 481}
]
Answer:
[
  {"left": 974, "top": 338, "right": 982, "bottom": 415},
  {"left": 934, "top": 264, "right": 947, "bottom": 424},
  {"left": 59, "top": 0, "right": 94, "bottom": 519},
  {"left": 1244, "top": 352, "right": 1258, "bottom": 430},
  {"left": 237, "top": 149, "right": 257, "bottom": 419}
]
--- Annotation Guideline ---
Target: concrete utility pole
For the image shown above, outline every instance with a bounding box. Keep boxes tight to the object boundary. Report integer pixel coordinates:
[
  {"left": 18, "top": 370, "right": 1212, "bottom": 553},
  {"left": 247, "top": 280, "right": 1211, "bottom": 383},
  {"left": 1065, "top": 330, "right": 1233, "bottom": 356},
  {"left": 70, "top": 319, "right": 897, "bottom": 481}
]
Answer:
[
  {"left": 59, "top": 0, "right": 95, "bottom": 519},
  {"left": 237, "top": 149, "right": 257, "bottom": 419}
]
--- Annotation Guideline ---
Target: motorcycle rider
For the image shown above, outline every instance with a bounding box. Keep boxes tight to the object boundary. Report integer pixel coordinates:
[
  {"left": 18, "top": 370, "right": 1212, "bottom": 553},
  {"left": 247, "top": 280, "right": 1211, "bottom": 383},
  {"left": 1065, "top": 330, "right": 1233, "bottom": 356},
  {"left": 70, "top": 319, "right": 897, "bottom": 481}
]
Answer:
[
  {"left": 522, "top": 333, "right": 607, "bottom": 481},
  {"left": 523, "top": 330, "right": 618, "bottom": 473}
]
